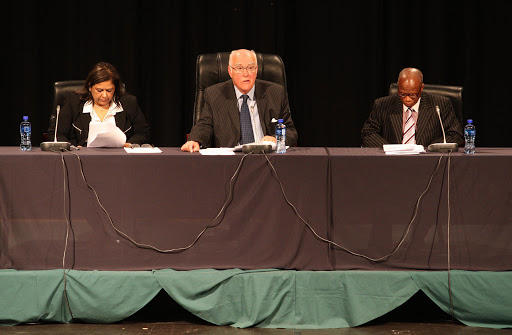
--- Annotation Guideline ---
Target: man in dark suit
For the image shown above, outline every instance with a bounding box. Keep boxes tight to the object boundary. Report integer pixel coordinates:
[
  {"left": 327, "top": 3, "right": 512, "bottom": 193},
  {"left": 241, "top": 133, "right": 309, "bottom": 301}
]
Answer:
[
  {"left": 361, "top": 68, "right": 463, "bottom": 147},
  {"left": 181, "top": 49, "right": 298, "bottom": 152}
]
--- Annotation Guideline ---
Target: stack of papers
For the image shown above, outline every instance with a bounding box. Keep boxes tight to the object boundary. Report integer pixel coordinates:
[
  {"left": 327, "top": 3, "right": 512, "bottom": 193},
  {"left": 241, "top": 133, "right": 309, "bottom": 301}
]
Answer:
[
  {"left": 87, "top": 123, "right": 126, "bottom": 147},
  {"left": 199, "top": 148, "right": 235, "bottom": 155},
  {"left": 383, "top": 144, "right": 425, "bottom": 155},
  {"left": 124, "top": 147, "right": 162, "bottom": 153}
]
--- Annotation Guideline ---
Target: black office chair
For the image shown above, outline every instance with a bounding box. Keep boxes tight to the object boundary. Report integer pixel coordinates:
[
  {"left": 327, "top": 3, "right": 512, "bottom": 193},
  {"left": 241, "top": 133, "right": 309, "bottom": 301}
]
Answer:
[
  {"left": 42, "top": 80, "right": 85, "bottom": 141},
  {"left": 193, "top": 52, "right": 288, "bottom": 126},
  {"left": 389, "top": 83, "right": 464, "bottom": 124}
]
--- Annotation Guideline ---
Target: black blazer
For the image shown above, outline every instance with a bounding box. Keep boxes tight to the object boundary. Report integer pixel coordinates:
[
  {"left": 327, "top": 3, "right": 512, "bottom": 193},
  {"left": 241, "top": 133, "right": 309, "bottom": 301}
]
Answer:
[
  {"left": 189, "top": 79, "right": 298, "bottom": 148},
  {"left": 48, "top": 93, "right": 150, "bottom": 146},
  {"left": 361, "top": 92, "right": 463, "bottom": 147}
]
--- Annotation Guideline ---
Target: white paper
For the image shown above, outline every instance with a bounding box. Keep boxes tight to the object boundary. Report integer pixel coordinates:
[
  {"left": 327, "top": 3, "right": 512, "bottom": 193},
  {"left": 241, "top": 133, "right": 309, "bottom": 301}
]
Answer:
[
  {"left": 87, "top": 123, "right": 126, "bottom": 148},
  {"left": 383, "top": 144, "right": 425, "bottom": 155},
  {"left": 124, "top": 147, "right": 162, "bottom": 154},
  {"left": 199, "top": 148, "right": 235, "bottom": 155}
]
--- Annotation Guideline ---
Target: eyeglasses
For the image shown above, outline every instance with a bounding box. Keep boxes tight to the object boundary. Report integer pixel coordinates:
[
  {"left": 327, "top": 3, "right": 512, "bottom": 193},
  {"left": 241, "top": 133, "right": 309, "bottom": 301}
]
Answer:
[
  {"left": 398, "top": 90, "right": 422, "bottom": 99},
  {"left": 230, "top": 65, "right": 257, "bottom": 74}
]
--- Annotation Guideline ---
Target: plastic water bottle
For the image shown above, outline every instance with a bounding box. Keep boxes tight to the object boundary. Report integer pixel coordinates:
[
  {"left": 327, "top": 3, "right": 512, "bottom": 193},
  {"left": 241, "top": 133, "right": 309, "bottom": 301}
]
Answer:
[
  {"left": 276, "top": 119, "right": 286, "bottom": 153},
  {"left": 20, "top": 116, "right": 32, "bottom": 151},
  {"left": 464, "top": 119, "right": 475, "bottom": 154}
]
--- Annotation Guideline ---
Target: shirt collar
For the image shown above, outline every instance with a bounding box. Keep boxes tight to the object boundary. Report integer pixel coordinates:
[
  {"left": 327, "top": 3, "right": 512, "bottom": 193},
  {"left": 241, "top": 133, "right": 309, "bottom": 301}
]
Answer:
[
  {"left": 83, "top": 100, "right": 124, "bottom": 114},
  {"left": 234, "top": 85, "right": 255, "bottom": 101},
  {"left": 403, "top": 98, "right": 421, "bottom": 113}
]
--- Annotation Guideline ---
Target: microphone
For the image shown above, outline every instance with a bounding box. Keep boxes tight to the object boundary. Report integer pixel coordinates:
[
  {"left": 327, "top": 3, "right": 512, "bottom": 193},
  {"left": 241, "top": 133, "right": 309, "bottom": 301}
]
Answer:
[
  {"left": 40, "top": 105, "right": 71, "bottom": 151},
  {"left": 427, "top": 105, "right": 459, "bottom": 153}
]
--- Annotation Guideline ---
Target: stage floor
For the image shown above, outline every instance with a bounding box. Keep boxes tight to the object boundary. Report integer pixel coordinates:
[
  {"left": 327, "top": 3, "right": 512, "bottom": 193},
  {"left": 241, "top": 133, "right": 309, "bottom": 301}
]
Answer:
[{"left": 2, "top": 320, "right": 511, "bottom": 334}]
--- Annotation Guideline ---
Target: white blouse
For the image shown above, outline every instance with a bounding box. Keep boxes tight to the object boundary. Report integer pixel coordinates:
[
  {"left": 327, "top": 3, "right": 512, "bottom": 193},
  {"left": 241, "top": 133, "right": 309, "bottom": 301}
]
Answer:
[{"left": 82, "top": 100, "right": 124, "bottom": 126}]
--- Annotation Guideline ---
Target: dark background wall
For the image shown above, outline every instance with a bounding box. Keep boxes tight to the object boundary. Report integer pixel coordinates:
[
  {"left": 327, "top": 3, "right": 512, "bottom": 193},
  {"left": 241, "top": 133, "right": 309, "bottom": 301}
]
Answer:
[{"left": 5, "top": 0, "right": 511, "bottom": 148}]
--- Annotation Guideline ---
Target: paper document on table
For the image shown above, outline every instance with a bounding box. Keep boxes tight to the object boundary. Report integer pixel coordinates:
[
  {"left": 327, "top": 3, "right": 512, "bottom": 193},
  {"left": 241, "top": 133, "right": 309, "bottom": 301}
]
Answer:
[
  {"left": 383, "top": 144, "right": 425, "bottom": 155},
  {"left": 199, "top": 148, "right": 235, "bottom": 155},
  {"left": 124, "top": 147, "right": 162, "bottom": 153},
  {"left": 87, "top": 123, "right": 126, "bottom": 147}
]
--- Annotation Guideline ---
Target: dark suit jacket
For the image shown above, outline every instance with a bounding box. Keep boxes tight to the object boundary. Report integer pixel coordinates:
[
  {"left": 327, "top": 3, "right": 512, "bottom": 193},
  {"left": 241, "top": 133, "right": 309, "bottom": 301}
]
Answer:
[
  {"left": 361, "top": 92, "right": 463, "bottom": 147},
  {"left": 189, "top": 79, "right": 298, "bottom": 148},
  {"left": 48, "top": 93, "right": 150, "bottom": 146}
]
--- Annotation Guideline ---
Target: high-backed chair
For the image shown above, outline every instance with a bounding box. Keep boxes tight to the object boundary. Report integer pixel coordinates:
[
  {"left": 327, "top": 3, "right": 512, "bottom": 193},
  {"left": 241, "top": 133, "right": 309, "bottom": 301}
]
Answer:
[
  {"left": 52, "top": 80, "right": 86, "bottom": 116},
  {"left": 193, "top": 52, "right": 288, "bottom": 125},
  {"left": 42, "top": 80, "right": 85, "bottom": 141},
  {"left": 389, "top": 83, "right": 464, "bottom": 124}
]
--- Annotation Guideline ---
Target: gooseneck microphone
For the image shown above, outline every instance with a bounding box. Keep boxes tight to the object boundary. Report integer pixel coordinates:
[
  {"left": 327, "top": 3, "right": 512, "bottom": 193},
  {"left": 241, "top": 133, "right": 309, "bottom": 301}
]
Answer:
[
  {"left": 427, "top": 105, "right": 459, "bottom": 152},
  {"left": 40, "top": 105, "right": 71, "bottom": 151}
]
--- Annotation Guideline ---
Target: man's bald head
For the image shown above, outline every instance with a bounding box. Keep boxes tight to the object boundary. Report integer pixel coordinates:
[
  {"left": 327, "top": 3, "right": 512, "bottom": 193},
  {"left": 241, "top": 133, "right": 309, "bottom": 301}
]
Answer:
[
  {"left": 397, "top": 68, "right": 424, "bottom": 108},
  {"left": 398, "top": 68, "right": 423, "bottom": 86}
]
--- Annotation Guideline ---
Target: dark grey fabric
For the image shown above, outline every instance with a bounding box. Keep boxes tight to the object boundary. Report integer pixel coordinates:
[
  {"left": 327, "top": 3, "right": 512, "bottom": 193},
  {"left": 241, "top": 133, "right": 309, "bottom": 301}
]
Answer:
[
  {"left": 1, "top": 147, "right": 511, "bottom": 271},
  {"left": 328, "top": 147, "right": 512, "bottom": 270},
  {"left": 0, "top": 147, "right": 328, "bottom": 271}
]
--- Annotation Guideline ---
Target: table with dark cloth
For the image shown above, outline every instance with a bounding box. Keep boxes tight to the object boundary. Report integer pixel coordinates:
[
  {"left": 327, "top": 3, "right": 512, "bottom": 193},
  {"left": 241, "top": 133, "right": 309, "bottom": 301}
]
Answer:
[
  {"left": 328, "top": 147, "right": 512, "bottom": 271},
  {"left": 0, "top": 147, "right": 331, "bottom": 271},
  {"left": 1, "top": 147, "right": 511, "bottom": 271}
]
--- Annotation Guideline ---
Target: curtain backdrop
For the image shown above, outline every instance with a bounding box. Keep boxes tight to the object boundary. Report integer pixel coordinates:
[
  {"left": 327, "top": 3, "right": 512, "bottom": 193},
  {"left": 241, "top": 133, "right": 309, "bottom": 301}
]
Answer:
[{"left": 6, "top": 0, "right": 511, "bottom": 147}]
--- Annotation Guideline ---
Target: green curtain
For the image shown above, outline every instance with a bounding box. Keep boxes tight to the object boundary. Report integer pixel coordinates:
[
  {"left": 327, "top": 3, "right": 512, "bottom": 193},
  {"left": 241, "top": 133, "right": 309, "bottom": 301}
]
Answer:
[{"left": 1, "top": 269, "right": 511, "bottom": 329}]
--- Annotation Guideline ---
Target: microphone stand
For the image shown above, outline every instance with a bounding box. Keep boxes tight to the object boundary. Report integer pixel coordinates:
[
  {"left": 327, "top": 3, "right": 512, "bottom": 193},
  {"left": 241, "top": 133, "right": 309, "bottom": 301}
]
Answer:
[
  {"left": 40, "top": 105, "right": 71, "bottom": 151},
  {"left": 427, "top": 106, "right": 459, "bottom": 153}
]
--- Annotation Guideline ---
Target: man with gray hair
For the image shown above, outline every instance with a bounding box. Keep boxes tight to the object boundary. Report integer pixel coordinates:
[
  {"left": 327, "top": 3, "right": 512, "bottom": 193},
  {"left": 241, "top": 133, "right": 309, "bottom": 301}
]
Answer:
[
  {"left": 182, "top": 49, "right": 297, "bottom": 152},
  {"left": 361, "top": 67, "right": 463, "bottom": 147}
]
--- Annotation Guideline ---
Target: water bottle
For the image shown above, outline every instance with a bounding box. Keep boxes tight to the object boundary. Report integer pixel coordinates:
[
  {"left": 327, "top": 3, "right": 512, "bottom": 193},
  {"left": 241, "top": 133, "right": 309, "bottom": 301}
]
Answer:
[
  {"left": 275, "top": 119, "right": 286, "bottom": 153},
  {"left": 20, "top": 116, "right": 32, "bottom": 151},
  {"left": 464, "top": 119, "right": 475, "bottom": 154}
]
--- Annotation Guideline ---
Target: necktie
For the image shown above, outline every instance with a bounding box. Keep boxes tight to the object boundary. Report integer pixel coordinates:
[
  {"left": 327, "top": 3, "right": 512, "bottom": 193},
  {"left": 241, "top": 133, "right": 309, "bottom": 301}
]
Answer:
[
  {"left": 402, "top": 108, "right": 416, "bottom": 144},
  {"left": 240, "top": 94, "right": 254, "bottom": 144}
]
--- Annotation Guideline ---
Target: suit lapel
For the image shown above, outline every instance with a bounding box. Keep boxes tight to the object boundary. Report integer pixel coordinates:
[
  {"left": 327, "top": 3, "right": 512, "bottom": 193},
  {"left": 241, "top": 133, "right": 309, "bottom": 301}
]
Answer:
[
  {"left": 75, "top": 110, "right": 91, "bottom": 132},
  {"left": 390, "top": 97, "right": 404, "bottom": 143},
  {"left": 416, "top": 94, "right": 432, "bottom": 145},
  {"left": 254, "top": 80, "right": 269, "bottom": 134},
  {"left": 221, "top": 82, "right": 241, "bottom": 143}
]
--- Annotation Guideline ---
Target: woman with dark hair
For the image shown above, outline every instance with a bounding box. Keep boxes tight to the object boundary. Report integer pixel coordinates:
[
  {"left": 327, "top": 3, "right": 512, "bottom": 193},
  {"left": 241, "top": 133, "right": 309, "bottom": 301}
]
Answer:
[{"left": 48, "top": 62, "right": 150, "bottom": 147}]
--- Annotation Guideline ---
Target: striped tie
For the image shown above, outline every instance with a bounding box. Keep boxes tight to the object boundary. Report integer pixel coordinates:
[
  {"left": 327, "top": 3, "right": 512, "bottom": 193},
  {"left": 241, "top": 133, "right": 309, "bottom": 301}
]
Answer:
[{"left": 402, "top": 108, "right": 416, "bottom": 144}]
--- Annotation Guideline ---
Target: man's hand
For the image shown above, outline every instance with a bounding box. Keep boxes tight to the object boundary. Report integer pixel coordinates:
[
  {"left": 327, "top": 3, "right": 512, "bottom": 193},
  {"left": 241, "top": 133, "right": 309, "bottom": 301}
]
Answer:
[
  {"left": 261, "top": 136, "right": 277, "bottom": 143},
  {"left": 181, "top": 141, "right": 200, "bottom": 152}
]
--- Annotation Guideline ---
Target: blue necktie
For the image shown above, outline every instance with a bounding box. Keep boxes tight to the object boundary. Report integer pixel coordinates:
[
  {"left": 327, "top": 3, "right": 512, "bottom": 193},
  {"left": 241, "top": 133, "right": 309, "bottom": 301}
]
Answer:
[{"left": 240, "top": 94, "right": 254, "bottom": 144}]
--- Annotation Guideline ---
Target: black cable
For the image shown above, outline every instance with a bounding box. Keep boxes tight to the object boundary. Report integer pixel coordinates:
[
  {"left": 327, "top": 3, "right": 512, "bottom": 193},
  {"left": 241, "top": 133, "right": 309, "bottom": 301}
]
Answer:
[
  {"left": 49, "top": 149, "right": 74, "bottom": 319},
  {"left": 446, "top": 150, "right": 455, "bottom": 319},
  {"left": 64, "top": 150, "right": 252, "bottom": 253},
  {"left": 263, "top": 151, "right": 446, "bottom": 262},
  {"left": 59, "top": 148, "right": 447, "bottom": 265}
]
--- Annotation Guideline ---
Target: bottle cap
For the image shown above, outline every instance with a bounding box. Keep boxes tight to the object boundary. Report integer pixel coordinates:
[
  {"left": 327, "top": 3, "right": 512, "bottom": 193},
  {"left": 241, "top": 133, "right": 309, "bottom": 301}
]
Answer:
[
  {"left": 278, "top": 119, "right": 283, "bottom": 123},
  {"left": 23, "top": 116, "right": 28, "bottom": 121},
  {"left": 467, "top": 119, "right": 473, "bottom": 124}
]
